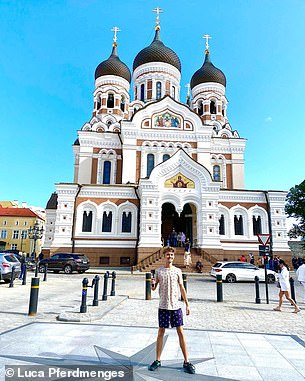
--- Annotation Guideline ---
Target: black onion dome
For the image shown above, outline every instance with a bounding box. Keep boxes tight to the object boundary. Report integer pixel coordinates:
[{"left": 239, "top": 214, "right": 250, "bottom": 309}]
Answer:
[
  {"left": 95, "top": 44, "right": 131, "bottom": 83},
  {"left": 190, "top": 51, "right": 226, "bottom": 89},
  {"left": 133, "top": 29, "right": 181, "bottom": 72},
  {"left": 46, "top": 192, "right": 58, "bottom": 210}
]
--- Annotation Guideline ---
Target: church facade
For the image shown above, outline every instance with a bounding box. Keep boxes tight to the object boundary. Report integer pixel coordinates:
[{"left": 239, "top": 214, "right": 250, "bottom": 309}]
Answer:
[{"left": 43, "top": 18, "right": 290, "bottom": 267}]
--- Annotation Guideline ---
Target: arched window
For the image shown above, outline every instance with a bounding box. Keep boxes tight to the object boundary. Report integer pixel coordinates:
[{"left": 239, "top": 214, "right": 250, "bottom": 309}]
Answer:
[
  {"left": 102, "top": 211, "right": 112, "bottom": 232},
  {"left": 107, "top": 120, "right": 112, "bottom": 129},
  {"left": 198, "top": 101, "right": 204, "bottom": 116},
  {"left": 103, "top": 161, "right": 111, "bottom": 184},
  {"left": 213, "top": 165, "right": 221, "bottom": 181},
  {"left": 82, "top": 211, "right": 92, "bottom": 232},
  {"left": 234, "top": 215, "right": 243, "bottom": 235},
  {"left": 156, "top": 81, "right": 162, "bottom": 100},
  {"left": 107, "top": 93, "right": 114, "bottom": 108},
  {"left": 210, "top": 100, "right": 216, "bottom": 114},
  {"left": 120, "top": 96, "right": 125, "bottom": 112},
  {"left": 219, "top": 214, "right": 225, "bottom": 235},
  {"left": 163, "top": 154, "right": 170, "bottom": 162},
  {"left": 122, "top": 211, "right": 132, "bottom": 233},
  {"left": 96, "top": 97, "right": 101, "bottom": 110},
  {"left": 140, "top": 84, "right": 145, "bottom": 102},
  {"left": 147, "top": 154, "right": 155, "bottom": 177},
  {"left": 253, "top": 216, "right": 262, "bottom": 235},
  {"left": 171, "top": 86, "right": 176, "bottom": 99}
]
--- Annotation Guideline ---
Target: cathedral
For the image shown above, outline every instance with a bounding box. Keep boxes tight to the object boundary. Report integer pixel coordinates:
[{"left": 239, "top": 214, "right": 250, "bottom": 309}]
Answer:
[{"left": 43, "top": 11, "right": 290, "bottom": 268}]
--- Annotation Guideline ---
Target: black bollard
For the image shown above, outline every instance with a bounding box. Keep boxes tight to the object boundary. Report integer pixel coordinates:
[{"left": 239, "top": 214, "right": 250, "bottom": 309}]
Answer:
[
  {"left": 145, "top": 272, "right": 152, "bottom": 300},
  {"left": 93, "top": 275, "right": 100, "bottom": 306},
  {"left": 110, "top": 271, "right": 116, "bottom": 296},
  {"left": 22, "top": 265, "right": 27, "bottom": 285},
  {"left": 80, "top": 278, "right": 89, "bottom": 313},
  {"left": 102, "top": 272, "right": 109, "bottom": 301},
  {"left": 255, "top": 276, "right": 261, "bottom": 304},
  {"left": 34, "top": 261, "right": 38, "bottom": 277},
  {"left": 43, "top": 264, "right": 48, "bottom": 282},
  {"left": 216, "top": 274, "right": 223, "bottom": 302},
  {"left": 9, "top": 266, "right": 15, "bottom": 288},
  {"left": 289, "top": 277, "right": 296, "bottom": 303},
  {"left": 181, "top": 274, "right": 187, "bottom": 301},
  {"left": 28, "top": 277, "right": 40, "bottom": 316}
]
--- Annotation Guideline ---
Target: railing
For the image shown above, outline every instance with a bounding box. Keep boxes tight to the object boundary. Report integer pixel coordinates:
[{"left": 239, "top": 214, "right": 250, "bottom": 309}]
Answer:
[{"left": 132, "top": 249, "right": 163, "bottom": 272}]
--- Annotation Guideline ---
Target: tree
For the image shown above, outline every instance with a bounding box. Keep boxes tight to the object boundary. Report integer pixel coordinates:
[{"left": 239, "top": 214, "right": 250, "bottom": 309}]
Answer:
[{"left": 285, "top": 180, "right": 305, "bottom": 239}]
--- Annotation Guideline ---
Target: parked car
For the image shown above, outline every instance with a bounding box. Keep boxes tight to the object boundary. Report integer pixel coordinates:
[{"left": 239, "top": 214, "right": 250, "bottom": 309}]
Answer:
[
  {"left": 38, "top": 253, "right": 90, "bottom": 274},
  {"left": 210, "top": 261, "right": 276, "bottom": 283},
  {"left": 0, "top": 253, "right": 21, "bottom": 283}
]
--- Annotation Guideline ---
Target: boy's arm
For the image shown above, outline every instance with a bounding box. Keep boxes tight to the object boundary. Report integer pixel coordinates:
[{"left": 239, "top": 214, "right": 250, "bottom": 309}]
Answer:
[
  {"left": 179, "top": 282, "right": 190, "bottom": 315},
  {"left": 151, "top": 278, "right": 159, "bottom": 291}
]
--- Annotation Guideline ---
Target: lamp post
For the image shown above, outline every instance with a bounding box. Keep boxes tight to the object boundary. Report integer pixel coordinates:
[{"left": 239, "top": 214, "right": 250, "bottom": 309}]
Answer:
[{"left": 28, "top": 221, "right": 44, "bottom": 277}]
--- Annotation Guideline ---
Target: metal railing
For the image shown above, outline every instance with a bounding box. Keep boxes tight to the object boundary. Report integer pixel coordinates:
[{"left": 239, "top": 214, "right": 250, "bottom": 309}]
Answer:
[{"left": 132, "top": 249, "right": 163, "bottom": 272}]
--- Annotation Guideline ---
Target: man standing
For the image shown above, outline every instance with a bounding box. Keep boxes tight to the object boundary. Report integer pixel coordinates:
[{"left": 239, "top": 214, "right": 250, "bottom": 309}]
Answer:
[
  {"left": 149, "top": 246, "right": 195, "bottom": 374},
  {"left": 296, "top": 258, "right": 305, "bottom": 303}
]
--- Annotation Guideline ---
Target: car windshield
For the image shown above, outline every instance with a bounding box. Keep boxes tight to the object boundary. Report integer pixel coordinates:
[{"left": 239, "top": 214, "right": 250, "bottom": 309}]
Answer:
[{"left": 4, "top": 254, "right": 18, "bottom": 262}]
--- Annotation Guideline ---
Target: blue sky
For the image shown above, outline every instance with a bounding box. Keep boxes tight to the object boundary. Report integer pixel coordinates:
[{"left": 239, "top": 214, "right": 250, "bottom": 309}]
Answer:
[{"left": 1, "top": 0, "right": 305, "bottom": 208}]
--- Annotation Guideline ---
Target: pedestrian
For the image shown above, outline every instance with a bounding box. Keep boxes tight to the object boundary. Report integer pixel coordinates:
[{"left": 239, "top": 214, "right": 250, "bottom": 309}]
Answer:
[
  {"left": 38, "top": 252, "right": 44, "bottom": 261},
  {"left": 170, "top": 229, "right": 178, "bottom": 247},
  {"left": 292, "top": 257, "right": 299, "bottom": 271},
  {"left": 195, "top": 260, "right": 203, "bottom": 273},
  {"left": 19, "top": 253, "right": 26, "bottom": 280},
  {"left": 296, "top": 258, "right": 305, "bottom": 303},
  {"left": 180, "top": 232, "right": 186, "bottom": 247},
  {"left": 273, "top": 259, "right": 300, "bottom": 313},
  {"left": 249, "top": 253, "right": 255, "bottom": 265},
  {"left": 149, "top": 246, "right": 195, "bottom": 374},
  {"left": 274, "top": 256, "right": 279, "bottom": 273},
  {"left": 240, "top": 255, "right": 247, "bottom": 262}
]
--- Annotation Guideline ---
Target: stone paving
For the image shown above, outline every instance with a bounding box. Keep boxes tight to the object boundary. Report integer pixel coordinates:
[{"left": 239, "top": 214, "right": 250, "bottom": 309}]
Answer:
[{"left": 0, "top": 270, "right": 305, "bottom": 380}]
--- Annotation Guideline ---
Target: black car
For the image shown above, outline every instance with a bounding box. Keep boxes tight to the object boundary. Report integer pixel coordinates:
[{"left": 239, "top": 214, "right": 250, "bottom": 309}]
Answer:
[{"left": 38, "top": 253, "right": 90, "bottom": 274}]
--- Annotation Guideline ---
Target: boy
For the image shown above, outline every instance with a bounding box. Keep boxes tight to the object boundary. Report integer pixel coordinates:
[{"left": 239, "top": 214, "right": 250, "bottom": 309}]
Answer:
[{"left": 149, "top": 246, "right": 195, "bottom": 374}]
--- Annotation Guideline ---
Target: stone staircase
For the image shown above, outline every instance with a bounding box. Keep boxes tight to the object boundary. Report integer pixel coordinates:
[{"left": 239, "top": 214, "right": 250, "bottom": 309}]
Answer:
[{"left": 133, "top": 247, "right": 218, "bottom": 273}]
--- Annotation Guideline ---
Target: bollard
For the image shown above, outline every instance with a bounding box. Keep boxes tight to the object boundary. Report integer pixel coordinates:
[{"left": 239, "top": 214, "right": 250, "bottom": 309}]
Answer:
[
  {"left": 255, "top": 276, "right": 261, "bottom": 304},
  {"left": 289, "top": 277, "right": 296, "bottom": 303},
  {"left": 216, "top": 274, "right": 223, "bottom": 302},
  {"left": 181, "top": 274, "right": 187, "bottom": 301},
  {"left": 80, "top": 278, "right": 89, "bottom": 313},
  {"left": 22, "top": 265, "right": 27, "bottom": 285},
  {"left": 9, "top": 266, "right": 15, "bottom": 288},
  {"left": 102, "top": 272, "right": 109, "bottom": 301},
  {"left": 93, "top": 275, "right": 100, "bottom": 306},
  {"left": 110, "top": 271, "right": 116, "bottom": 296},
  {"left": 28, "top": 277, "right": 40, "bottom": 316},
  {"left": 145, "top": 272, "right": 152, "bottom": 300},
  {"left": 34, "top": 261, "right": 38, "bottom": 277},
  {"left": 43, "top": 264, "right": 48, "bottom": 282}
]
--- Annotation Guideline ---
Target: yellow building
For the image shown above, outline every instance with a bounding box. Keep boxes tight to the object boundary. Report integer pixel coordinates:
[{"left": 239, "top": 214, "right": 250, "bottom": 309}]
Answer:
[{"left": 0, "top": 207, "right": 44, "bottom": 256}]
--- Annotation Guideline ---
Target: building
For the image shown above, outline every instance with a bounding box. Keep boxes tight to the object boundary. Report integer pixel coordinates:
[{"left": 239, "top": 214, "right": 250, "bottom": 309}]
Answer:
[
  {"left": 43, "top": 13, "right": 290, "bottom": 268},
  {"left": 0, "top": 206, "right": 44, "bottom": 255}
]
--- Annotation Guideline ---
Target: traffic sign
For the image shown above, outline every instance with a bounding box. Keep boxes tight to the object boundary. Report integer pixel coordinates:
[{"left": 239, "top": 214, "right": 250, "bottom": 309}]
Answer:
[
  {"left": 257, "top": 234, "right": 271, "bottom": 246},
  {"left": 259, "top": 245, "right": 270, "bottom": 252}
]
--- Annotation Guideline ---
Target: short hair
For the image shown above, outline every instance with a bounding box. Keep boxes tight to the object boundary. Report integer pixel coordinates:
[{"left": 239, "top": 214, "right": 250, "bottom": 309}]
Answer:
[{"left": 163, "top": 246, "right": 176, "bottom": 255}]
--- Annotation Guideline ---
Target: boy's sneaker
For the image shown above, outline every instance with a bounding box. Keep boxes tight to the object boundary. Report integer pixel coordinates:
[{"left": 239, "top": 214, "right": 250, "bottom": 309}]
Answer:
[
  {"left": 183, "top": 361, "right": 196, "bottom": 374},
  {"left": 148, "top": 360, "right": 161, "bottom": 371}
]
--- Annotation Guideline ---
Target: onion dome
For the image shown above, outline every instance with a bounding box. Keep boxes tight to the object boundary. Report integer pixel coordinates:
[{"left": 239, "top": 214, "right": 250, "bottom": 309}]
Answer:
[
  {"left": 133, "top": 28, "right": 181, "bottom": 72},
  {"left": 190, "top": 50, "right": 226, "bottom": 89},
  {"left": 95, "top": 43, "right": 131, "bottom": 83},
  {"left": 46, "top": 192, "right": 58, "bottom": 210}
]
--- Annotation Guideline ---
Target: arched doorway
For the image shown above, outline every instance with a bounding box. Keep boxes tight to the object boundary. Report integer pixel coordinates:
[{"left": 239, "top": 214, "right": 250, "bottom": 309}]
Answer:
[{"left": 161, "top": 202, "right": 196, "bottom": 246}]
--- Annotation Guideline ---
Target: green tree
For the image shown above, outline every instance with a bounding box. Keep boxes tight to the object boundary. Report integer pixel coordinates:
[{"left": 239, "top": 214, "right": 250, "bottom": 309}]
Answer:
[{"left": 285, "top": 180, "right": 305, "bottom": 239}]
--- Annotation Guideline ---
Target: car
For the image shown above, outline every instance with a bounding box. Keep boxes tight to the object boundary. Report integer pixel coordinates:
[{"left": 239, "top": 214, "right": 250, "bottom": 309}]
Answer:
[
  {"left": 0, "top": 253, "right": 21, "bottom": 283},
  {"left": 38, "top": 253, "right": 90, "bottom": 274},
  {"left": 210, "top": 261, "right": 276, "bottom": 283}
]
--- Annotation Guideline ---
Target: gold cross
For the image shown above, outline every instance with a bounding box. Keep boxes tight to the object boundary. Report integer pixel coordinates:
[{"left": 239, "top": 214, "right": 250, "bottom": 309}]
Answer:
[
  {"left": 152, "top": 7, "right": 163, "bottom": 27},
  {"left": 111, "top": 26, "right": 121, "bottom": 43}
]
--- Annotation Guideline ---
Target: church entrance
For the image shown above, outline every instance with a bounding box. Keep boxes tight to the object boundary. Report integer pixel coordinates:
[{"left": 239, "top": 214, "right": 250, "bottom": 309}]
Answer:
[{"left": 161, "top": 203, "right": 196, "bottom": 246}]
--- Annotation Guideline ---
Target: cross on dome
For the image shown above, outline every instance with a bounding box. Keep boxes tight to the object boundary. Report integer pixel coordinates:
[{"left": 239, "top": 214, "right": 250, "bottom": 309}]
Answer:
[
  {"left": 111, "top": 26, "right": 121, "bottom": 45},
  {"left": 152, "top": 7, "right": 163, "bottom": 30},
  {"left": 203, "top": 34, "right": 211, "bottom": 52},
  {"left": 185, "top": 83, "right": 191, "bottom": 97}
]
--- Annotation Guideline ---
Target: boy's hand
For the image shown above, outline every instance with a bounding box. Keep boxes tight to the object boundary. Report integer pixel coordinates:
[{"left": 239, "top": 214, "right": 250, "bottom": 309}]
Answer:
[{"left": 186, "top": 306, "right": 190, "bottom": 315}]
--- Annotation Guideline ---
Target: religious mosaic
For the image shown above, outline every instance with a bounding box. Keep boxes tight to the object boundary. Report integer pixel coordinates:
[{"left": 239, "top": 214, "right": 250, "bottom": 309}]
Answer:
[
  {"left": 154, "top": 112, "right": 181, "bottom": 128},
  {"left": 164, "top": 173, "right": 195, "bottom": 188}
]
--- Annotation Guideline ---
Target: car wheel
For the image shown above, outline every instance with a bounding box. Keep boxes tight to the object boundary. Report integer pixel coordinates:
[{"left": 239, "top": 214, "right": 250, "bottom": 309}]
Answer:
[
  {"left": 267, "top": 274, "right": 275, "bottom": 284},
  {"left": 226, "top": 273, "right": 236, "bottom": 283},
  {"left": 39, "top": 265, "right": 46, "bottom": 273},
  {"left": 64, "top": 265, "right": 72, "bottom": 274}
]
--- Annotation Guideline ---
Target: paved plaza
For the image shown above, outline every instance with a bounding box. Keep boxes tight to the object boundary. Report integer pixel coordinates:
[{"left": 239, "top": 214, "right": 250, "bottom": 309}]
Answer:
[{"left": 1, "top": 270, "right": 305, "bottom": 380}]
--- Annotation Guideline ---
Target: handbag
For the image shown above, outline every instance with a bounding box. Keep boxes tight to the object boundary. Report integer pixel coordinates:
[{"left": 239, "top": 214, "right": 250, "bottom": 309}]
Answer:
[{"left": 276, "top": 280, "right": 281, "bottom": 288}]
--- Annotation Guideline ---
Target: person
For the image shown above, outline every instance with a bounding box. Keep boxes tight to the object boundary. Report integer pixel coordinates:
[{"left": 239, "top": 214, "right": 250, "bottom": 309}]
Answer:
[
  {"left": 249, "top": 253, "right": 255, "bottom": 265},
  {"left": 296, "top": 258, "right": 305, "bottom": 303},
  {"left": 170, "top": 229, "right": 178, "bottom": 247},
  {"left": 292, "top": 257, "right": 299, "bottom": 271},
  {"left": 149, "top": 246, "right": 195, "bottom": 374},
  {"left": 274, "top": 256, "right": 279, "bottom": 273},
  {"left": 180, "top": 232, "right": 186, "bottom": 247},
  {"left": 38, "top": 252, "right": 44, "bottom": 261},
  {"left": 177, "top": 232, "right": 182, "bottom": 247},
  {"left": 273, "top": 259, "right": 300, "bottom": 313},
  {"left": 19, "top": 253, "right": 26, "bottom": 280},
  {"left": 240, "top": 255, "right": 247, "bottom": 262},
  {"left": 195, "top": 260, "right": 203, "bottom": 273}
]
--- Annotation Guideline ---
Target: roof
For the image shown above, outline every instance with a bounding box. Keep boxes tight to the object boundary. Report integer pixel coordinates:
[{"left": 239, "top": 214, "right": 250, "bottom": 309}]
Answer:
[{"left": 0, "top": 207, "right": 43, "bottom": 220}]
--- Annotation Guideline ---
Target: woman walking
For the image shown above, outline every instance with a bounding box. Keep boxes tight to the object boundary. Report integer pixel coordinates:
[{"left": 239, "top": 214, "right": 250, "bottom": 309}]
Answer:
[{"left": 273, "top": 259, "right": 300, "bottom": 313}]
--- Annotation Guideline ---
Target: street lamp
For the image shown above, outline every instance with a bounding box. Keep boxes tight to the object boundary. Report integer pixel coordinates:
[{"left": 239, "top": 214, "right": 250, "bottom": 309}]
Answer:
[{"left": 28, "top": 221, "right": 44, "bottom": 277}]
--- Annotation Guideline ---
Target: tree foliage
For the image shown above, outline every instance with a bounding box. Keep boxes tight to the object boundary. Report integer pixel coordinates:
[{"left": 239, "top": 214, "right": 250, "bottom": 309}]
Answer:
[{"left": 285, "top": 180, "right": 305, "bottom": 239}]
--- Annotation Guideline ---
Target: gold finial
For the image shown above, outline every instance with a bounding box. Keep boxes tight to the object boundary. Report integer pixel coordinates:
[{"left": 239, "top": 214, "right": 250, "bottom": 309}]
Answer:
[
  {"left": 203, "top": 34, "right": 211, "bottom": 53},
  {"left": 111, "top": 26, "right": 121, "bottom": 47},
  {"left": 152, "top": 7, "right": 163, "bottom": 30}
]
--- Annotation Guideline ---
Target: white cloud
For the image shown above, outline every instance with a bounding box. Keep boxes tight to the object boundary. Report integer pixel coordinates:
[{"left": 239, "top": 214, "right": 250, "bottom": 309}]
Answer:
[{"left": 264, "top": 116, "right": 272, "bottom": 123}]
